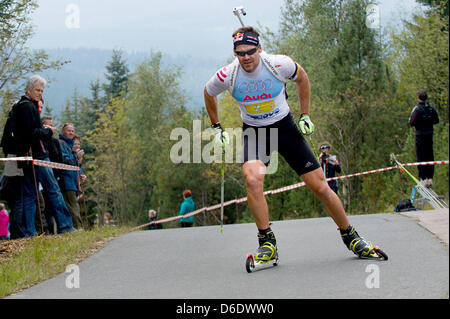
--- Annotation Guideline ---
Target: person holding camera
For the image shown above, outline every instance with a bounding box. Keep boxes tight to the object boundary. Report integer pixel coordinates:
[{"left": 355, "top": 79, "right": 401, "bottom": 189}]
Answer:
[{"left": 319, "top": 142, "right": 341, "bottom": 194}]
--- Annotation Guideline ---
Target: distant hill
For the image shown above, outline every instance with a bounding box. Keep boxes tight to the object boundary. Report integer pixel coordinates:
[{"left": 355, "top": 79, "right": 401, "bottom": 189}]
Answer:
[{"left": 39, "top": 48, "right": 227, "bottom": 114}]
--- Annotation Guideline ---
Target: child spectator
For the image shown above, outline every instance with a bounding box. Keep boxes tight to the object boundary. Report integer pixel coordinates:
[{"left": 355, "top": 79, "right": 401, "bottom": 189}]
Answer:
[{"left": 0, "top": 203, "right": 9, "bottom": 240}]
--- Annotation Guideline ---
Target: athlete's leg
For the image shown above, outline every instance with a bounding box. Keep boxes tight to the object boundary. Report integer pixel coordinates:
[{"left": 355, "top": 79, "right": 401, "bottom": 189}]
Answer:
[
  {"left": 301, "top": 167, "right": 350, "bottom": 230},
  {"left": 242, "top": 160, "right": 270, "bottom": 230}
]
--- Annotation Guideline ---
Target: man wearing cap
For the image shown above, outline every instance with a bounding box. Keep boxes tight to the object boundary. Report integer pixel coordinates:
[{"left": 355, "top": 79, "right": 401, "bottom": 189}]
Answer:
[{"left": 204, "top": 26, "right": 387, "bottom": 263}]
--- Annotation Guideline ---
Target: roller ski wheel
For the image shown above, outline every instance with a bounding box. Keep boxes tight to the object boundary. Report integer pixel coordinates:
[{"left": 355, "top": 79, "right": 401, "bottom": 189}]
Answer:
[
  {"left": 245, "top": 253, "right": 279, "bottom": 273},
  {"left": 373, "top": 246, "right": 388, "bottom": 260},
  {"left": 355, "top": 245, "right": 388, "bottom": 260},
  {"left": 351, "top": 243, "right": 389, "bottom": 261}
]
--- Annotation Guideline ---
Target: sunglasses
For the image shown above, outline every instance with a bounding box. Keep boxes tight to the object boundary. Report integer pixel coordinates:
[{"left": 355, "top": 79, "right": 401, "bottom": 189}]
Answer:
[
  {"left": 320, "top": 145, "right": 330, "bottom": 150},
  {"left": 235, "top": 47, "right": 258, "bottom": 57}
]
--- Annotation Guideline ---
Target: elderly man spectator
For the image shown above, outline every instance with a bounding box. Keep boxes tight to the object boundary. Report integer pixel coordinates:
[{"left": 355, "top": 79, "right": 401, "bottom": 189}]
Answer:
[
  {"left": 147, "top": 209, "right": 162, "bottom": 230},
  {"left": 59, "top": 123, "right": 83, "bottom": 229},
  {"left": 6, "top": 75, "right": 74, "bottom": 237}
]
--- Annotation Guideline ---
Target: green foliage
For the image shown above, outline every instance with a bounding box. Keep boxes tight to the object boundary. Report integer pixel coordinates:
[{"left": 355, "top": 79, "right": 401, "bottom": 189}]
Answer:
[
  {"left": 391, "top": 3, "right": 449, "bottom": 123},
  {"left": 0, "top": 0, "right": 67, "bottom": 92}
]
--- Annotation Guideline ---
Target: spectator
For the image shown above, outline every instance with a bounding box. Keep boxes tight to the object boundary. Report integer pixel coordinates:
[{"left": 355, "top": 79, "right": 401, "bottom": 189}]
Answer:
[
  {"left": 178, "top": 190, "right": 195, "bottom": 227},
  {"left": 147, "top": 209, "right": 162, "bottom": 230},
  {"left": 72, "top": 135, "right": 87, "bottom": 187},
  {"left": 40, "top": 116, "right": 63, "bottom": 234},
  {"left": 42, "top": 116, "right": 64, "bottom": 186},
  {"left": 9, "top": 75, "right": 74, "bottom": 237},
  {"left": 409, "top": 89, "right": 439, "bottom": 188},
  {"left": 0, "top": 203, "right": 9, "bottom": 240},
  {"left": 318, "top": 142, "right": 341, "bottom": 194},
  {"left": 72, "top": 135, "right": 87, "bottom": 227},
  {"left": 59, "top": 123, "right": 83, "bottom": 229}
]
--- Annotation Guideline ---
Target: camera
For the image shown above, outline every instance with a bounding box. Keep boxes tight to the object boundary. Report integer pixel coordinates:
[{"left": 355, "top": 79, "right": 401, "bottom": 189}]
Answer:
[{"left": 320, "top": 151, "right": 328, "bottom": 162}]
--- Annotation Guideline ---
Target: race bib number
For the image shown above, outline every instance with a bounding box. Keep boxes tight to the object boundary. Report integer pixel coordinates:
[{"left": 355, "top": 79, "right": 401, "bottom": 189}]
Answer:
[{"left": 245, "top": 100, "right": 276, "bottom": 114}]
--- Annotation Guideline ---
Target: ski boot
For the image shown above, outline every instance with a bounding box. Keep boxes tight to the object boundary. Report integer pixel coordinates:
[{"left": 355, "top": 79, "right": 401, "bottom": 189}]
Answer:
[
  {"left": 340, "top": 225, "right": 388, "bottom": 260},
  {"left": 255, "top": 229, "right": 278, "bottom": 263},
  {"left": 246, "top": 229, "right": 279, "bottom": 273}
]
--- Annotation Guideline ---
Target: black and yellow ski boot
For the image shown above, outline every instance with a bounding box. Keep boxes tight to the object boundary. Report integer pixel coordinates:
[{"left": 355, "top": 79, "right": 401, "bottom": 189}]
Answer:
[
  {"left": 254, "top": 228, "right": 278, "bottom": 264},
  {"left": 340, "top": 225, "right": 388, "bottom": 260}
]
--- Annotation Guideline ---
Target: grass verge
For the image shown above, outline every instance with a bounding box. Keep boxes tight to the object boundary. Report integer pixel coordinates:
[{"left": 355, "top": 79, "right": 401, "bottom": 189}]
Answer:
[{"left": 0, "top": 225, "right": 131, "bottom": 298}]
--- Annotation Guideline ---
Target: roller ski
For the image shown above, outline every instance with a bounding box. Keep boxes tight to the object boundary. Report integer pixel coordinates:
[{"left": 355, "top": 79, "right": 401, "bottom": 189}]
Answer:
[
  {"left": 246, "top": 229, "right": 279, "bottom": 273},
  {"left": 340, "top": 225, "right": 388, "bottom": 260}
]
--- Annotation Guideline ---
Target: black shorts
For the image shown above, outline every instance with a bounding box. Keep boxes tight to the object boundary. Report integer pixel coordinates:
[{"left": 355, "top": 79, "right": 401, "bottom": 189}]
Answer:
[{"left": 242, "top": 113, "right": 320, "bottom": 176}]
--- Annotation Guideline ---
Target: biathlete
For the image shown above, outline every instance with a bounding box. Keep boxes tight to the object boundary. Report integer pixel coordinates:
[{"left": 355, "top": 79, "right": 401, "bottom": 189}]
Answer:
[{"left": 203, "top": 26, "right": 386, "bottom": 264}]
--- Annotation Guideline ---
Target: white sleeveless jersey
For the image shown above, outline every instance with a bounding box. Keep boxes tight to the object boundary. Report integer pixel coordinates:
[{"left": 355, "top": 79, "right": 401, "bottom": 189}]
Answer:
[{"left": 205, "top": 52, "right": 300, "bottom": 126}]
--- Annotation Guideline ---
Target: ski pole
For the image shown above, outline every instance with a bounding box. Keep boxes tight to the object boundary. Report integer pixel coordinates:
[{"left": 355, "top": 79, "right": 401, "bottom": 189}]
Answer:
[
  {"left": 233, "top": 6, "right": 247, "bottom": 27},
  {"left": 391, "top": 154, "right": 446, "bottom": 209},
  {"left": 220, "top": 161, "right": 224, "bottom": 233}
]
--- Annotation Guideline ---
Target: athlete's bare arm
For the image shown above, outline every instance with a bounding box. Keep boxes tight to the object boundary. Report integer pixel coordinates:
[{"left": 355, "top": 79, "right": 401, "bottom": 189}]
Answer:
[
  {"left": 204, "top": 87, "right": 220, "bottom": 124},
  {"left": 293, "top": 64, "right": 311, "bottom": 115}
]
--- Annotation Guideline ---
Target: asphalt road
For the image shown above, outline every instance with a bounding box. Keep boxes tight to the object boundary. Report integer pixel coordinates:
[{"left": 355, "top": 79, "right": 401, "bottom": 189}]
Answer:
[{"left": 8, "top": 211, "right": 449, "bottom": 299}]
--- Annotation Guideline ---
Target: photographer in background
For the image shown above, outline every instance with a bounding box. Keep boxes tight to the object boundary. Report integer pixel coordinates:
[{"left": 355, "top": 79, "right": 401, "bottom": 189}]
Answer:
[{"left": 318, "top": 142, "right": 341, "bottom": 194}]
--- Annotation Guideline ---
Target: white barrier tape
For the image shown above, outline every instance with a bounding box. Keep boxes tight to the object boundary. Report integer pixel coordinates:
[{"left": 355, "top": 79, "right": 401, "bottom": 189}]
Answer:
[
  {"left": 32, "top": 159, "right": 80, "bottom": 171},
  {"left": 1, "top": 156, "right": 80, "bottom": 171},
  {"left": 132, "top": 159, "right": 448, "bottom": 230},
  {"left": 404, "top": 160, "right": 449, "bottom": 166},
  {"left": 0, "top": 156, "right": 33, "bottom": 162}
]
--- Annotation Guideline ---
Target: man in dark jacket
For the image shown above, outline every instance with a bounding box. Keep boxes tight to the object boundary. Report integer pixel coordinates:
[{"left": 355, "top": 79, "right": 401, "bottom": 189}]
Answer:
[
  {"left": 409, "top": 89, "right": 439, "bottom": 187},
  {"left": 318, "top": 142, "right": 342, "bottom": 194},
  {"left": 13, "top": 75, "right": 74, "bottom": 237}
]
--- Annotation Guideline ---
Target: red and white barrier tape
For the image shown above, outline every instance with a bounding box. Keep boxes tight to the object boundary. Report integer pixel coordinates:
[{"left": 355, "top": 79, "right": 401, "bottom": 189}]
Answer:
[
  {"left": 0, "top": 156, "right": 80, "bottom": 171},
  {"left": 134, "top": 159, "right": 449, "bottom": 230}
]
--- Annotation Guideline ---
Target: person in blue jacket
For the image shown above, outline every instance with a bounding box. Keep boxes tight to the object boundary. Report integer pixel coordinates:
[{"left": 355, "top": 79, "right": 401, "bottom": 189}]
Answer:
[
  {"left": 59, "top": 123, "right": 83, "bottom": 229},
  {"left": 178, "top": 189, "right": 195, "bottom": 227}
]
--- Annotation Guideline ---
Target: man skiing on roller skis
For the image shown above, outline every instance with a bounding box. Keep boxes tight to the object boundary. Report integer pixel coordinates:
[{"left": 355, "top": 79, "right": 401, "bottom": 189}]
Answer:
[{"left": 204, "top": 26, "right": 387, "bottom": 265}]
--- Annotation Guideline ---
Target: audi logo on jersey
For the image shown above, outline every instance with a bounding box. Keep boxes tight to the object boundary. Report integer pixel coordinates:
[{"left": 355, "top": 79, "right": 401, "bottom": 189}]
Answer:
[
  {"left": 243, "top": 93, "right": 272, "bottom": 102},
  {"left": 238, "top": 79, "right": 273, "bottom": 94}
]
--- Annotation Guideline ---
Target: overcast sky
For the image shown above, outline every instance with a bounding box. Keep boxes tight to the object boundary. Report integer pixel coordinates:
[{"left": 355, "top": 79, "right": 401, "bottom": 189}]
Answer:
[{"left": 28, "top": 0, "right": 422, "bottom": 58}]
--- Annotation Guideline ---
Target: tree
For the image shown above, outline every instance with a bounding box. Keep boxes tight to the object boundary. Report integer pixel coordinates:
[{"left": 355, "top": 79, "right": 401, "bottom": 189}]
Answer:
[
  {"left": 102, "top": 49, "right": 129, "bottom": 100},
  {"left": 416, "top": 0, "right": 449, "bottom": 17},
  {"left": 391, "top": 2, "right": 449, "bottom": 123},
  {"left": 0, "top": 0, "right": 66, "bottom": 92},
  {"left": 85, "top": 95, "right": 138, "bottom": 225},
  {"left": 126, "top": 52, "right": 189, "bottom": 221}
]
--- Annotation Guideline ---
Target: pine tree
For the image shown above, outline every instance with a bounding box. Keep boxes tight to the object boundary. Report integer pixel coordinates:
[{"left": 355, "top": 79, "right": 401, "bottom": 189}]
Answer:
[{"left": 102, "top": 49, "right": 129, "bottom": 100}]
